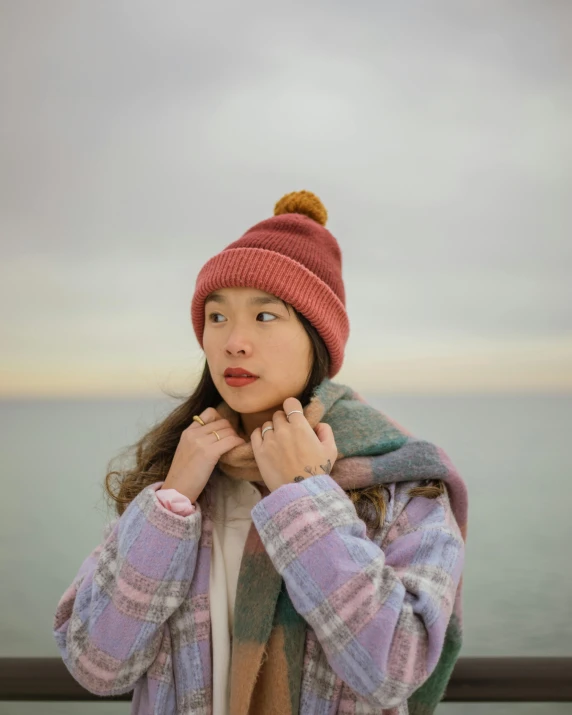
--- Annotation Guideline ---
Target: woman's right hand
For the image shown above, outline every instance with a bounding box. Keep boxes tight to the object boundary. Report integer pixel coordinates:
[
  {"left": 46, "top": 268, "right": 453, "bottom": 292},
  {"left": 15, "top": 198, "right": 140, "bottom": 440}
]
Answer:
[{"left": 161, "top": 407, "right": 245, "bottom": 504}]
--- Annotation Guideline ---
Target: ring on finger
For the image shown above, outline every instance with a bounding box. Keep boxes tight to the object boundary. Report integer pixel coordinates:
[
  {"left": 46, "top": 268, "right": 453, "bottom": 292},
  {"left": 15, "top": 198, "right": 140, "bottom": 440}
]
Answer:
[
  {"left": 286, "top": 410, "right": 304, "bottom": 421},
  {"left": 193, "top": 415, "right": 206, "bottom": 426},
  {"left": 210, "top": 430, "right": 221, "bottom": 441},
  {"left": 261, "top": 425, "right": 274, "bottom": 439}
]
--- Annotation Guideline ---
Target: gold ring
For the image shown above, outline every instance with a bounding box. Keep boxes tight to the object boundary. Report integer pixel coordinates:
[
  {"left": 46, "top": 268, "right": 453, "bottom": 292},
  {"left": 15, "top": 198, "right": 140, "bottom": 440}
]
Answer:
[
  {"left": 192, "top": 415, "right": 206, "bottom": 426},
  {"left": 211, "top": 430, "right": 221, "bottom": 441}
]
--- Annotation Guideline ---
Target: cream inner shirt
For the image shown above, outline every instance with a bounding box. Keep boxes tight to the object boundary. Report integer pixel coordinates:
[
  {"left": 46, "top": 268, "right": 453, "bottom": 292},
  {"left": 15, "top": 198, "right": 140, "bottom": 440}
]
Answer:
[{"left": 209, "top": 471, "right": 262, "bottom": 715}]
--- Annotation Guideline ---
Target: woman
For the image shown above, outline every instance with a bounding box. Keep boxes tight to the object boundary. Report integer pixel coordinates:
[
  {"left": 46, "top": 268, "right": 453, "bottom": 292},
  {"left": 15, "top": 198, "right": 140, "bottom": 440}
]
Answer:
[{"left": 53, "top": 190, "right": 468, "bottom": 715}]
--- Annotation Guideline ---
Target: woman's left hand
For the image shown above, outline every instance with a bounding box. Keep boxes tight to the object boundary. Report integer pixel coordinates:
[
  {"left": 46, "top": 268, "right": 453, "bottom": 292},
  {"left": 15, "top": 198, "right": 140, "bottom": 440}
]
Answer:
[{"left": 251, "top": 397, "right": 338, "bottom": 492}]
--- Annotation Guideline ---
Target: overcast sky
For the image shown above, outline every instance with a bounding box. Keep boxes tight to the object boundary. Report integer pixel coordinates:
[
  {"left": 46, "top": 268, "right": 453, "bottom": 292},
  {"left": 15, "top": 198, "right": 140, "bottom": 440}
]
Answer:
[{"left": 1, "top": 0, "right": 571, "bottom": 397}]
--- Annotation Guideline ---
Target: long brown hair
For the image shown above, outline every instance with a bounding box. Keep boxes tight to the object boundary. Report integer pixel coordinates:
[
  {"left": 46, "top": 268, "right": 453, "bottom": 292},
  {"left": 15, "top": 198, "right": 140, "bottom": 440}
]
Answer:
[{"left": 105, "top": 302, "right": 444, "bottom": 530}]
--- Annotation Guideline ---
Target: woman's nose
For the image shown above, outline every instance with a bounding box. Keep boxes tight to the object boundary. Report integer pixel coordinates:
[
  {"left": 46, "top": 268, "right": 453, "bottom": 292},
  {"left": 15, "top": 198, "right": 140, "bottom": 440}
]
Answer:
[{"left": 224, "top": 329, "right": 252, "bottom": 356}]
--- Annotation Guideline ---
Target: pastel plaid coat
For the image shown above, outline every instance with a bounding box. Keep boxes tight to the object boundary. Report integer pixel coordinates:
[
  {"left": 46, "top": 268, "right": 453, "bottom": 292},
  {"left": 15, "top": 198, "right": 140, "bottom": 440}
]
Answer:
[{"left": 53, "top": 471, "right": 465, "bottom": 714}]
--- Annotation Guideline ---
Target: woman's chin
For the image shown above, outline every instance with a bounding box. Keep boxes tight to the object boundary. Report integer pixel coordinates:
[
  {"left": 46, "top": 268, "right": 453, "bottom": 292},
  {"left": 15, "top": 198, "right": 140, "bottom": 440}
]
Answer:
[{"left": 218, "top": 385, "right": 266, "bottom": 411}]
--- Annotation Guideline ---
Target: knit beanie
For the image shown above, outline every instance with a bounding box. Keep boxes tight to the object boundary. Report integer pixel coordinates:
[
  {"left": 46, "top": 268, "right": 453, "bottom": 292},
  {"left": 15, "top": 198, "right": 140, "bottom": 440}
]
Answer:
[{"left": 190, "top": 190, "right": 350, "bottom": 377}]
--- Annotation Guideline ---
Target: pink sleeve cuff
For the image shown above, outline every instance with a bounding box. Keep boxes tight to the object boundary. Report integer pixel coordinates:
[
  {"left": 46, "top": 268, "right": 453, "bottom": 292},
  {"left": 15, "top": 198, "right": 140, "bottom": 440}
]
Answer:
[{"left": 156, "top": 488, "right": 196, "bottom": 516}]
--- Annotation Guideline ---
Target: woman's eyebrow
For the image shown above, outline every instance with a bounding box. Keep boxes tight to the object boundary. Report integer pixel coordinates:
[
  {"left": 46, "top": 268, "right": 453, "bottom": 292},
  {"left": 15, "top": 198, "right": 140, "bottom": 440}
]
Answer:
[{"left": 205, "top": 293, "right": 283, "bottom": 306}]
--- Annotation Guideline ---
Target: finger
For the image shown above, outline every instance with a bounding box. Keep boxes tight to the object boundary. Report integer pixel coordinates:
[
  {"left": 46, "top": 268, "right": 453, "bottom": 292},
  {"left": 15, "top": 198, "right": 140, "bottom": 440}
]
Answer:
[
  {"left": 188, "top": 409, "right": 218, "bottom": 429},
  {"left": 251, "top": 427, "right": 263, "bottom": 453},
  {"left": 272, "top": 410, "right": 288, "bottom": 430},
  {"left": 190, "top": 417, "right": 232, "bottom": 433},
  {"left": 199, "top": 407, "right": 223, "bottom": 424},
  {"left": 260, "top": 420, "right": 275, "bottom": 440},
  {"left": 200, "top": 426, "right": 241, "bottom": 443},
  {"left": 314, "top": 423, "right": 338, "bottom": 463},
  {"left": 283, "top": 397, "right": 306, "bottom": 425},
  {"left": 211, "top": 433, "right": 246, "bottom": 456},
  {"left": 314, "top": 422, "right": 333, "bottom": 444}
]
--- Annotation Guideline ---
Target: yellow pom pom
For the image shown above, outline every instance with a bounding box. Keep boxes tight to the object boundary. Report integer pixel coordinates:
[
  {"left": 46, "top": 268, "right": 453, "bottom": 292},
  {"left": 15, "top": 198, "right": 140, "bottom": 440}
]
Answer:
[{"left": 273, "top": 190, "right": 328, "bottom": 226}]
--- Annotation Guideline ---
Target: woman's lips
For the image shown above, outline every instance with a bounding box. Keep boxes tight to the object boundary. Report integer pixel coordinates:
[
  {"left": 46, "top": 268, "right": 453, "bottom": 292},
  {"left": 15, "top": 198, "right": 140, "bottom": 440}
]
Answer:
[{"left": 224, "top": 376, "right": 259, "bottom": 387}]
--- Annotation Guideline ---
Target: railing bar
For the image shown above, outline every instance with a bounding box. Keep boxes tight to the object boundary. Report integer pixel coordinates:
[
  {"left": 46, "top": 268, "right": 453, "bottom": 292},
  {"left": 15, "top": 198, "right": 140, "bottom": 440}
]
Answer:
[{"left": 0, "top": 657, "right": 571, "bottom": 702}]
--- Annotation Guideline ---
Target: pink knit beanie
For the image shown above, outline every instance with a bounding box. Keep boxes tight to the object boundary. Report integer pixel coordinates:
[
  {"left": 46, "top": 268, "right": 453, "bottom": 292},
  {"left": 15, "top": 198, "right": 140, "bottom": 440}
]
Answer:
[{"left": 190, "top": 190, "right": 350, "bottom": 377}]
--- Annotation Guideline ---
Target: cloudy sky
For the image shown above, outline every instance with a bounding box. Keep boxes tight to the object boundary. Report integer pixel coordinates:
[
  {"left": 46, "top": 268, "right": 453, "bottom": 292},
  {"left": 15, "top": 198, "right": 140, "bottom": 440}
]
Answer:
[{"left": 1, "top": 0, "right": 571, "bottom": 397}]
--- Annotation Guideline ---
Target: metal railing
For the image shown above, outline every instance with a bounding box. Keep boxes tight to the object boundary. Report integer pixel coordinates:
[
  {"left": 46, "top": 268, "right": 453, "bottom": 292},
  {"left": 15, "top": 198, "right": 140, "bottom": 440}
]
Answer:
[{"left": 1, "top": 657, "right": 571, "bottom": 702}]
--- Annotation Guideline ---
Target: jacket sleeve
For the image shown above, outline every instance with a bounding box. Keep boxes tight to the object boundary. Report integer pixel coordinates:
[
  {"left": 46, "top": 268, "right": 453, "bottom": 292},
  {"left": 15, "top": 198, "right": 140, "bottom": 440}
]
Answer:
[
  {"left": 250, "top": 474, "right": 465, "bottom": 710},
  {"left": 53, "top": 481, "right": 202, "bottom": 696},
  {"left": 156, "top": 487, "right": 196, "bottom": 515}
]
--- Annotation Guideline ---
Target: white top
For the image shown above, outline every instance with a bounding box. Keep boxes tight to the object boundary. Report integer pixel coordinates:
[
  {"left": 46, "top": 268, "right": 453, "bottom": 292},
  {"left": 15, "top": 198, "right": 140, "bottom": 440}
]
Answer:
[{"left": 209, "top": 471, "right": 262, "bottom": 715}]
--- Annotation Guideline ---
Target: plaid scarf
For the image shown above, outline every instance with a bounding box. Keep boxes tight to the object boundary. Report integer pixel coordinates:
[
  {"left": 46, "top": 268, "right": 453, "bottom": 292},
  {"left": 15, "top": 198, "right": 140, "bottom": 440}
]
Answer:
[{"left": 214, "top": 378, "right": 468, "bottom": 715}]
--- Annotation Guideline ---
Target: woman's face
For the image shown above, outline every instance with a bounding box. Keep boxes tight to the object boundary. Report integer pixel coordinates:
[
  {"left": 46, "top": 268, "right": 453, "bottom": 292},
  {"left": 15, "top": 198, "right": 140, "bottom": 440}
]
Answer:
[{"left": 203, "top": 287, "right": 313, "bottom": 417}]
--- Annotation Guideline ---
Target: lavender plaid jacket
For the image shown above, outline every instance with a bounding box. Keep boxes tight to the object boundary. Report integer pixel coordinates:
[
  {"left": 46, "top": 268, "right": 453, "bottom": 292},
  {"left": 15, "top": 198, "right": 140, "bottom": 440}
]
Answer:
[{"left": 53, "top": 473, "right": 465, "bottom": 714}]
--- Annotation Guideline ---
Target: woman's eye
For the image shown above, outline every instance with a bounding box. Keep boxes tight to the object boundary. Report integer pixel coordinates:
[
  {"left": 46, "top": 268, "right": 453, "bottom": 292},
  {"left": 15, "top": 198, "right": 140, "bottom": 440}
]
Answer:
[{"left": 207, "top": 312, "right": 276, "bottom": 323}]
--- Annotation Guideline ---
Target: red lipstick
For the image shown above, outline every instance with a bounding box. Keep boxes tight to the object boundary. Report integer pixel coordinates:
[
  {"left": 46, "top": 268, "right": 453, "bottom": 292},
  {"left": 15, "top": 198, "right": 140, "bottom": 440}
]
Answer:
[{"left": 224, "top": 367, "right": 259, "bottom": 388}]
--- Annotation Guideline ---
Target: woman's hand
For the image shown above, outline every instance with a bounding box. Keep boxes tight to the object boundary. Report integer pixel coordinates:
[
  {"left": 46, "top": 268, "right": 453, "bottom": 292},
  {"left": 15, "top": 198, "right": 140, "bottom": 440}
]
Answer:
[
  {"left": 251, "top": 397, "right": 338, "bottom": 493},
  {"left": 162, "top": 407, "right": 245, "bottom": 503}
]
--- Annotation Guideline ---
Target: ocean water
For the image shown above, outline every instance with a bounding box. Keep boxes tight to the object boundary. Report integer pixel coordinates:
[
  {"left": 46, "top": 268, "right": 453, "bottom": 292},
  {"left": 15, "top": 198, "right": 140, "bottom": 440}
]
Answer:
[{"left": 1, "top": 393, "right": 570, "bottom": 715}]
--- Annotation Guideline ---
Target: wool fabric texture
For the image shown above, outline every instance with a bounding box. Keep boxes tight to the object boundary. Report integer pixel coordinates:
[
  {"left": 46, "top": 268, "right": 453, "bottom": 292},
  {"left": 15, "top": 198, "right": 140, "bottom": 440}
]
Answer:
[
  {"left": 54, "top": 377, "right": 468, "bottom": 714},
  {"left": 215, "top": 378, "right": 468, "bottom": 715},
  {"left": 190, "top": 190, "right": 350, "bottom": 377}
]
